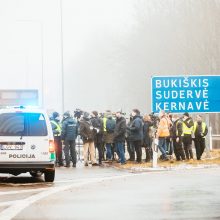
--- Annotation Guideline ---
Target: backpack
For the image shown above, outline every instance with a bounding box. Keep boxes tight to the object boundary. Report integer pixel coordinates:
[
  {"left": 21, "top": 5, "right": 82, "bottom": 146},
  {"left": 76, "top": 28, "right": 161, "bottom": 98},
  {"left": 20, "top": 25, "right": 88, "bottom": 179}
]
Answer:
[{"left": 106, "top": 119, "right": 115, "bottom": 133}]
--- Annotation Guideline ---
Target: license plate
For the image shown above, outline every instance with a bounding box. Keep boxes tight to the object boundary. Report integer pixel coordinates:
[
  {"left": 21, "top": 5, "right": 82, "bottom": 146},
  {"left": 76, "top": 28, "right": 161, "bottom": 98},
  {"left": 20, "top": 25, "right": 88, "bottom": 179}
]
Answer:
[{"left": 0, "top": 145, "right": 23, "bottom": 150}]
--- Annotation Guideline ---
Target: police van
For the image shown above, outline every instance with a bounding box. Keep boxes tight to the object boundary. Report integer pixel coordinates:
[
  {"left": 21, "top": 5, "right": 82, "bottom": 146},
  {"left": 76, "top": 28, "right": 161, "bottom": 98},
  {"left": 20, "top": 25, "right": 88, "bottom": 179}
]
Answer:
[{"left": 0, "top": 107, "right": 55, "bottom": 182}]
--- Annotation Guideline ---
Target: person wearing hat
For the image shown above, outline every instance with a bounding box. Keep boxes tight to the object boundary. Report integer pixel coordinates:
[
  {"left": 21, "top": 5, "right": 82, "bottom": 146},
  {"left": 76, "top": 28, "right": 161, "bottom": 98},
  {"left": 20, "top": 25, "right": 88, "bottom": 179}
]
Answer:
[
  {"left": 50, "top": 111, "right": 63, "bottom": 166},
  {"left": 79, "top": 112, "right": 98, "bottom": 166},
  {"left": 113, "top": 110, "right": 127, "bottom": 165},
  {"left": 61, "top": 111, "right": 78, "bottom": 167},
  {"left": 182, "top": 112, "right": 194, "bottom": 160},
  {"left": 90, "top": 111, "right": 103, "bottom": 165},
  {"left": 193, "top": 115, "right": 208, "bottom": 160},
  {"left": 127, "top": 109, "right": 143, "bottom": 163}
]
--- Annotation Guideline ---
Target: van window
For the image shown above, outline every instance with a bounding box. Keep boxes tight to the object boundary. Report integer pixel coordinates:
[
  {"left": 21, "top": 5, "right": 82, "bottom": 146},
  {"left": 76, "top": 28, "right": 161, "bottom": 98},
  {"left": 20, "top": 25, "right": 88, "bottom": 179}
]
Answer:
[
  {"left": 0, "top": 113, "right": 25, "bottom": 136},
  {"left": 27, "top": 113, "right": 47, "bottom": 136},
  {"left": 0, "top": 113, "right": 48, "bottom": 136}
]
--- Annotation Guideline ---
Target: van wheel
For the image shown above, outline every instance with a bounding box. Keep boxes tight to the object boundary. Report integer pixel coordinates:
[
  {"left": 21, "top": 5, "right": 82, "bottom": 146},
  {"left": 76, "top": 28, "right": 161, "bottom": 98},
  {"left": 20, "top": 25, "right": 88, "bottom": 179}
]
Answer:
[
  {"left": 30, "top": 171, "right": 43, "bottom": 178},
  {"left": 44, "top": 170, "right": 55, "bottom": 182}
]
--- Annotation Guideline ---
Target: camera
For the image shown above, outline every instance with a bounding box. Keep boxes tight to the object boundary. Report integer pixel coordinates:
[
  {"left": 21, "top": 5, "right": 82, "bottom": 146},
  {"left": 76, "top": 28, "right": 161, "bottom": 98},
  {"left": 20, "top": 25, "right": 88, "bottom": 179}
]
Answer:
[
  {"left": 149, "top": 112, "right": 160, "bottom": 128},
  {"left": 74, "top": 109, "right": 83, "bottom": 120}
]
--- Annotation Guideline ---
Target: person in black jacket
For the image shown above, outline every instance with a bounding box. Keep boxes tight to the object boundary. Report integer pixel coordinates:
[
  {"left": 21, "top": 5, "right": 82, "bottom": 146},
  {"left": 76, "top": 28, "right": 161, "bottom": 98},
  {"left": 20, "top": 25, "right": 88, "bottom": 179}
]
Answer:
[
  {"left": 193, "top": 115, "right": 208, "bottom": 160},
  {"left": 128, "top": 109, "right": 143, "bottom": 163},
  {"left": 79, "top": 112, "right": 98, "bottom": 166},
  {"left": 143, "top": 114, "right": 154, "bottom": 162},
  {"left": 172, "top": 114, "right": 186, "bottom": 161},
  {"left": 90, "top": 111, "right": 103, "bottom": 165},
  {"left": 126, "top": 115, "right": 135, "bottom": 161},
  {"left": 113, "top": 110, "right": 127, "bottom": 165},
  {"left": 61, "top": 111, "right": 78, "bottom": 167}
]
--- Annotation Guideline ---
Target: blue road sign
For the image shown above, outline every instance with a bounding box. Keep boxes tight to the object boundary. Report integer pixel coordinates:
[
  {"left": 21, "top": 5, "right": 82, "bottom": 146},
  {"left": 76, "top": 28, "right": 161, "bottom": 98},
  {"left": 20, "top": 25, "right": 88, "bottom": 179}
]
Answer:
[{"left": 151, "top": 75, "right": 220, "bottom": 113}]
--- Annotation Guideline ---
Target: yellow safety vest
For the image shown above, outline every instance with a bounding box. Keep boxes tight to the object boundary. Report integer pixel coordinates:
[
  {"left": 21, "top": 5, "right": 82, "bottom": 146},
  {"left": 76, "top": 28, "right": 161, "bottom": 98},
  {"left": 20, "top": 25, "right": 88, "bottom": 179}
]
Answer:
[
  {"left": 193, "top": 122, "right": 206, "bottom": 135},
  {"left": 182, "top": 121, "right": 193, "bottom": 135},
  {"left": 51, "top": 120, "right": 62, "bottom": 136},
  {"left": 103, "top": 117, "right": 107, "bottom": 132}
]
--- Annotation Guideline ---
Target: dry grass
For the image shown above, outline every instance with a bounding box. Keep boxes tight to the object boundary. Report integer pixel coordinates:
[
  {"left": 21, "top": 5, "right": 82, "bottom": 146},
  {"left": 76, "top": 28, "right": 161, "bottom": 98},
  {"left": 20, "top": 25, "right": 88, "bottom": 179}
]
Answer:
[{"left": 112, "top": 149, "right": 220, "bottom": 169}]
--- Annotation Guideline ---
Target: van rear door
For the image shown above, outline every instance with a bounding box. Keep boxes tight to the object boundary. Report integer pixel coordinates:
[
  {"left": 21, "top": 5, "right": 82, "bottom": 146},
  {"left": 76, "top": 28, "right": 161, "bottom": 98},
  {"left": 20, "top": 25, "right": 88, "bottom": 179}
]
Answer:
[{"left": 0, "top": 113, "right": 27, "bottom": 162}]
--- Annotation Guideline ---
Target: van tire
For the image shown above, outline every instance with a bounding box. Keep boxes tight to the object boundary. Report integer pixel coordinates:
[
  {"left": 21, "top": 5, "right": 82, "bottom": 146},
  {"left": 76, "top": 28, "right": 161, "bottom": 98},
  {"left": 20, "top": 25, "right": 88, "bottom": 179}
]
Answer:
[{"left": 44, "top": 170, "right": 55, "bottom": 182}]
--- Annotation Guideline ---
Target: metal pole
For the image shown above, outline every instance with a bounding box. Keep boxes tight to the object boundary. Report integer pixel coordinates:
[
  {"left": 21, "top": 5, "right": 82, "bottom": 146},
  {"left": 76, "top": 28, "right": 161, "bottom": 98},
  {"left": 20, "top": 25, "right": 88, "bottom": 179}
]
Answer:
[
  {"left": 60, "top": 0, "right": 65, "bottom": 114},
  {"left": 205, "top": 113, "right": 211, "bottom": 158}
]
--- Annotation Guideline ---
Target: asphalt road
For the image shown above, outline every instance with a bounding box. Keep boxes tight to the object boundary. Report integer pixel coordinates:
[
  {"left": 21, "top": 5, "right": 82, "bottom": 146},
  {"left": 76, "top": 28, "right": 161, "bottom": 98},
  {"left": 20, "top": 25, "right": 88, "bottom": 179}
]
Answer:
[{"left": 0, "top": 165, "right": 220, "bottom": 220}]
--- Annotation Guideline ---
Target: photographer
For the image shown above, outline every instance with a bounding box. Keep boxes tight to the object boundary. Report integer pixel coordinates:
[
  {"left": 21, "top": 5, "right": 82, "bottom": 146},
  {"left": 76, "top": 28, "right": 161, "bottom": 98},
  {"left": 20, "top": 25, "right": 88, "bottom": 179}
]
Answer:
[{"left": 193, "top": 115, "right": 208, "bottom": 160}]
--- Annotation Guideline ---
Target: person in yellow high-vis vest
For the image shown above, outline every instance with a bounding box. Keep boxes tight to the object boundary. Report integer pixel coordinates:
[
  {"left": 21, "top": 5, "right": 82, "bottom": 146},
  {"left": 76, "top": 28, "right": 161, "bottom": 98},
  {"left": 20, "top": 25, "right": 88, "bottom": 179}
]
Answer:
[
  {"left": 182, "top": 112, "right": 194, "bottom": 160},
  {"left": 193, "top": 115, "right": 208, "bottom": 160},
  {"left": 50, "top": 112, "right": 63, "bottom": 166}
]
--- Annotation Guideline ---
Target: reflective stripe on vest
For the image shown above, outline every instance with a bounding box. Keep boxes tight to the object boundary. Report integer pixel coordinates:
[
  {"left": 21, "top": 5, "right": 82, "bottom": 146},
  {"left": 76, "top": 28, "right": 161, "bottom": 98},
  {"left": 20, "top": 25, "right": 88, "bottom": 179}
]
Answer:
[
  {"left": 51, "top": 120, "right": 61, "bottom": 135},
  {"left": 182, "top": 122, "right": 193, "bottom": 135},
  {"left": 193, "top": 122, "right": 206, "bottom": 134},
  {"left": 103, "top": 117, "right": 107, "bottom": 132}
]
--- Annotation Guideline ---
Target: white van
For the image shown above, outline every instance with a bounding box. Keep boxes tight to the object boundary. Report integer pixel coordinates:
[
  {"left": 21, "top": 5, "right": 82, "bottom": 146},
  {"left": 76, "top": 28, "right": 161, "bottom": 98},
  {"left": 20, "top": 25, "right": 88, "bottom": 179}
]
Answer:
[{"left": 0, "top": 107, "right": 55, "bottom": 182}]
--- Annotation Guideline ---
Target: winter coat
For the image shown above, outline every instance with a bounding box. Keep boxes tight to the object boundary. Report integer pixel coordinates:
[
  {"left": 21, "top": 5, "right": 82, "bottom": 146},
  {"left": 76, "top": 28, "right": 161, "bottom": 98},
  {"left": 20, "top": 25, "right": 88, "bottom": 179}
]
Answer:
[
  {"left": 113, "top": 116, "right": 126, "bottom": 142},
  {"left": 172, "top": 119, "right": 183, "bottom": 138},
  {"left": 79, "top": 118, "right": 95, "bottom": 143},
  {"left": 128, "top": 116, "right": 143, "bottom": 142},
  {"left": 90, "top": 116, "right": 103, "bottom": 144},
  {"left": 157, "top": 116, "right": 170, "bottom": 138},
  {"left": 61, "top": 117, "right": 78, "bottom": 141},
  {"left": 143, "top": 121, "right": 154, "bottom": 147},
  {"left": 103, "top": 117, "right": 116, "bottom": 144}
]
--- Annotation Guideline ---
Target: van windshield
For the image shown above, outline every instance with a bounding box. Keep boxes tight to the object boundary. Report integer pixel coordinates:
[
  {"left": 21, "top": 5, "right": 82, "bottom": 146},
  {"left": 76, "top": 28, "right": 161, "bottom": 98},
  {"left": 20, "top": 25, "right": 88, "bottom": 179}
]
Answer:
[{"left": 0, "top": 113, "right": 48, "bottom": 136}]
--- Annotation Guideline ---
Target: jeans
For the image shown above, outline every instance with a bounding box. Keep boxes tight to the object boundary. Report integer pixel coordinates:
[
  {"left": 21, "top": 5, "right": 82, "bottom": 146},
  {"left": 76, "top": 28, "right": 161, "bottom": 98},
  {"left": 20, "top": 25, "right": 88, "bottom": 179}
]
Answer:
[
  {"left": 106, "top": 143, "right": 112, "bottom": 160},
  {"left": 115, "top": 142, "right": 126, "bottom": 163},
  {"left": 64, "top": 140, "right": 76, "bottom": 166},
  {"left": 158, "top": 137, "right": 167, "bottom": 159}
]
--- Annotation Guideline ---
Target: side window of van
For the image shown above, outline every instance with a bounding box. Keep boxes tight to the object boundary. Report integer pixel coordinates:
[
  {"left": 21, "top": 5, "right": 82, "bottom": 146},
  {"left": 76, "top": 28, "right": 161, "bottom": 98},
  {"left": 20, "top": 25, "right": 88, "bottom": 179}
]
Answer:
[
  {"left": 27, "top": 113, "right": 48, "bottom": 136},
  {"left": 0, "top": 113, "right": 25, "bottom": 136}
]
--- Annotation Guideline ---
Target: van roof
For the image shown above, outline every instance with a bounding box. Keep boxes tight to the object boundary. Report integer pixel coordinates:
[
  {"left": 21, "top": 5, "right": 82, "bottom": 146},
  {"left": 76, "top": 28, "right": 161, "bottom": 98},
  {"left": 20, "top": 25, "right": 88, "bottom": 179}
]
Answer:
[{"left": 0, "top": 107, "right": 46, "bottom": 114}]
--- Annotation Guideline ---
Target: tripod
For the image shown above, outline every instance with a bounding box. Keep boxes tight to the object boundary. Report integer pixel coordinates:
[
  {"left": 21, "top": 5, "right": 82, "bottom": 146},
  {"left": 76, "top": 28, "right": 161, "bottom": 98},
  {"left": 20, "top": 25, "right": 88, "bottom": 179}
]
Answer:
[{"left": 76, "top": 135, "right": 83, "bottom": 163}]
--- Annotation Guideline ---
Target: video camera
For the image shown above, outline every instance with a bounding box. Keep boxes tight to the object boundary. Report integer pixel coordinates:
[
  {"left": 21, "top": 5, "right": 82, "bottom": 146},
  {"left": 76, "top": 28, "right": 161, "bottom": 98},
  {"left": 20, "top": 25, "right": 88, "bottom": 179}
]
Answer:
[
  {"left": 149, "top": 112, "right": 160, "bottom": 128},
  {"left": 74, "top": 109, "right": 83, "bottom": 120}
]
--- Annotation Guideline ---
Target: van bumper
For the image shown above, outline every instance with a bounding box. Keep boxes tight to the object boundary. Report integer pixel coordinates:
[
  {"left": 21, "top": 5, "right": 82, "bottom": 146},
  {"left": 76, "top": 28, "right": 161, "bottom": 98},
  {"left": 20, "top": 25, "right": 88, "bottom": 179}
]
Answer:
[{"left": 0, "top": 162, "right": 55, "bottom": 174}]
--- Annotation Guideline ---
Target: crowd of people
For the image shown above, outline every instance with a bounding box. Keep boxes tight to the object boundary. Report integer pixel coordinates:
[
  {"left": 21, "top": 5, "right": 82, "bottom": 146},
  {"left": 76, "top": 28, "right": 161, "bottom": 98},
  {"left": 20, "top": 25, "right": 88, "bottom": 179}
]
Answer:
[{"left": 49, "top": 108, "right": 208, "bottom": 167}]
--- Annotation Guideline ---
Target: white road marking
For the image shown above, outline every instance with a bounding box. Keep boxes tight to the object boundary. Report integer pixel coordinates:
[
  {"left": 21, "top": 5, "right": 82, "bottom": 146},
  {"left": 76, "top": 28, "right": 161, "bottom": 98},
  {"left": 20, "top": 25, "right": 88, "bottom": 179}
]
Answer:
[
  {"left": 0, "top": 173, "right": 147, "bottom": 220},
  {"left": 0, "top": 188, "right": 48, "bottom": 196}
]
